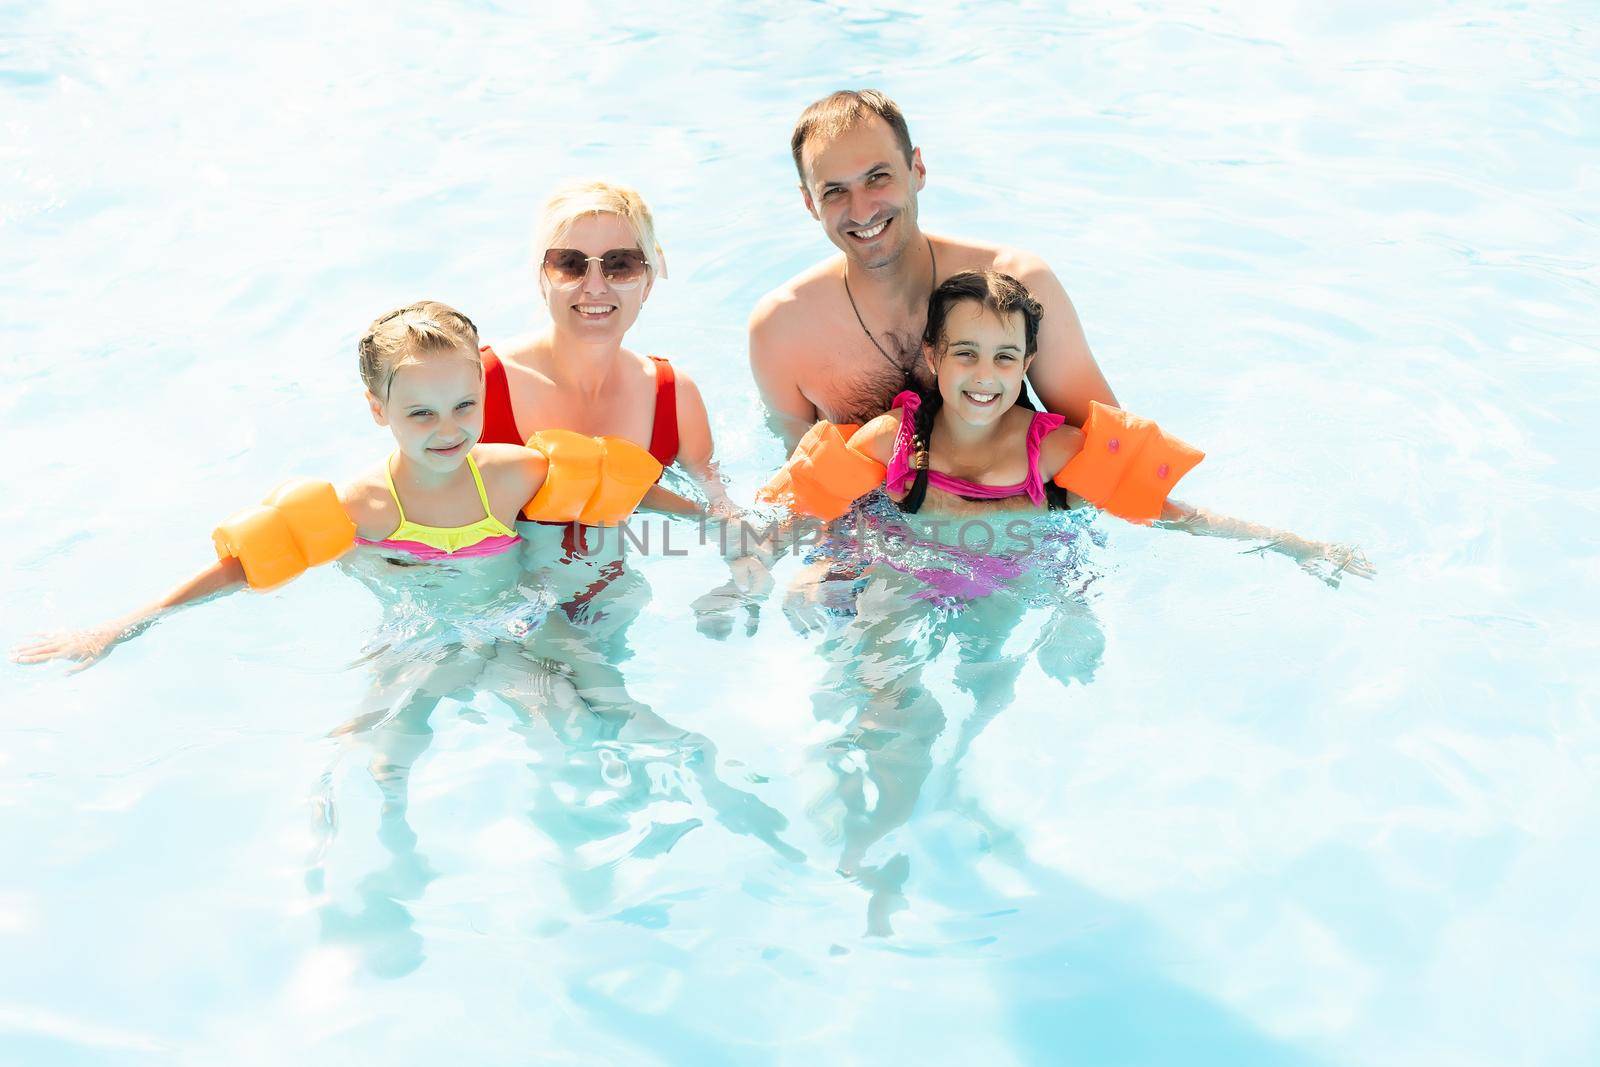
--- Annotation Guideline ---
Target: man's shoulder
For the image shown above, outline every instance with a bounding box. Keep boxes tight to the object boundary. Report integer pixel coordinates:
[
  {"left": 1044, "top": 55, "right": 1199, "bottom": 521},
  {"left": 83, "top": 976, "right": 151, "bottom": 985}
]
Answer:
[
  {"left": 939, "top": 234, "right": 1052, "bottom": 282},
  {"left": 750, "top": 257, "right": 845, "bottom": 337},
  {"left": 989, "top": 244, "right": 1054, "bottom": 283}
]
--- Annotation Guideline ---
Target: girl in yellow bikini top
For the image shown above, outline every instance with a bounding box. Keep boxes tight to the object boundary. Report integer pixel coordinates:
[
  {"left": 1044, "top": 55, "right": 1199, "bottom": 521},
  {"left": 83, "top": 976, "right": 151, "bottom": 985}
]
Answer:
[
  {"left": 356, "top": 453, "right": 520, "bottom": 561},
  {"left": 11, "top": 301, "right": 694, "bottom": 672}
]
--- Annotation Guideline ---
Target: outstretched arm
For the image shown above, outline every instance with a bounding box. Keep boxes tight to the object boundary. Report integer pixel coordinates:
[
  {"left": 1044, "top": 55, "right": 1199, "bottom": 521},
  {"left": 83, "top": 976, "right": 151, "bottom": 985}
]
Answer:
[
  {"left": 1157, "top": 499, "right": 1376, "bottom": 584},
  {"left": 15, "top": 477, "right": 370, "bottom": 672},
  {"left": 1037, "top": 423, "right": 1373, "bottom": 584},
  {"left": 11, "top": 555, "right": 247, "bottom": 671}
]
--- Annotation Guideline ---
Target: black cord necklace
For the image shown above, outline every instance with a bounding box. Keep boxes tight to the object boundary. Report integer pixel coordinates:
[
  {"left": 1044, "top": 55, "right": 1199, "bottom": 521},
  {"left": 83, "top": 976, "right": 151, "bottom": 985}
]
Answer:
[{"left": 843, "top": 235, "right": 937, "bottom": 370}]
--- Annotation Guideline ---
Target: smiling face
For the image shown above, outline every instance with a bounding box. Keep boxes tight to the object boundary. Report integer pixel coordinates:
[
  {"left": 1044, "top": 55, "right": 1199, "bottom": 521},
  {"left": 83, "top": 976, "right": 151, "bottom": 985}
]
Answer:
[
  {"left": 539, "top": 211, "right": 654, "bottom": 342},
  {"left": 367, "top": 352, "right": 484, "bottom": 473},
  {"left": 800, "top": 114, "right": 926, "bottom": 271},
  {"left": 926, "top": 300, "right": 1032, "bottom": 427}
]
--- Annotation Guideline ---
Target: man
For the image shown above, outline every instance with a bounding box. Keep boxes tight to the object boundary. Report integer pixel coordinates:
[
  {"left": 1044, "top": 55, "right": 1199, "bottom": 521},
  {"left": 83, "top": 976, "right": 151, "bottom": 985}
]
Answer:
[{"left": 750, "top": 89, "right": 1117, "bottom": 449}]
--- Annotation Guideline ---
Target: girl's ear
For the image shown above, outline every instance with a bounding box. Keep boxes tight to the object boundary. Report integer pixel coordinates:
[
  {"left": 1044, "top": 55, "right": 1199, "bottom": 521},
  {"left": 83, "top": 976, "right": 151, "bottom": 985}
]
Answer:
[
  {"left": 922, "top": 340, "right": 939, "bottom": 376},
  {"left": 366, "top": 390, "right": 388, "bottom": 426}
]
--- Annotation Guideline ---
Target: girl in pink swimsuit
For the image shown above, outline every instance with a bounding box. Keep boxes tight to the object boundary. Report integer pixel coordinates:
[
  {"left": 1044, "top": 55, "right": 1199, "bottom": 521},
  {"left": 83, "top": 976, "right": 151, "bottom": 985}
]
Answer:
[
  {"left": 835, "top": 269, "right": 1373, "bottom": 589},
  {"left": 778, "top": 269, "right": 1371, "bottom": 626}
]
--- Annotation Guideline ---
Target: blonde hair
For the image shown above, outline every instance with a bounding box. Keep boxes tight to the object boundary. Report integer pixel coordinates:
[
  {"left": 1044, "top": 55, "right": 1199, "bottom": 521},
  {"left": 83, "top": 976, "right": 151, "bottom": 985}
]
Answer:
[
  {"left": 534, "top": 180, "right": 667, "bottom": 280},
  {"left": 358, "top": 300, "right": 481, "bottom": 399}
]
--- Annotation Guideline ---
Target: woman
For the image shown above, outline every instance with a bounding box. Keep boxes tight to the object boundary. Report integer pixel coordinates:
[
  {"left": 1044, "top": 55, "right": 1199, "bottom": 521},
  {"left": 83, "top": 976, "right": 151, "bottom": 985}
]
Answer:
[
  {"left": 482, "top": 179, "right": 764, "bottom": 636},
  {"left": 478, "top": 180, "right": 728, "bottom": 516}
]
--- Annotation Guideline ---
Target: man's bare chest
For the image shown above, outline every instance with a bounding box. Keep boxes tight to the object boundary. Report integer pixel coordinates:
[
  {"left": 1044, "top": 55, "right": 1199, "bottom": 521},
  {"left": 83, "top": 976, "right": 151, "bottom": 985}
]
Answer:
[{"left": 800, "top": 320, "right": 935, "bottom": 425}]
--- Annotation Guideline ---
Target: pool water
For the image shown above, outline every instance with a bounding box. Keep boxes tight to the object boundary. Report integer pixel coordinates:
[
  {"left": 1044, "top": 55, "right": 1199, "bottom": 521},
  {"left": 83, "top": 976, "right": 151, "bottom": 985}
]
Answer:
[{"left": 4, "top": 3, "right": 1598, "bottom": 1064}]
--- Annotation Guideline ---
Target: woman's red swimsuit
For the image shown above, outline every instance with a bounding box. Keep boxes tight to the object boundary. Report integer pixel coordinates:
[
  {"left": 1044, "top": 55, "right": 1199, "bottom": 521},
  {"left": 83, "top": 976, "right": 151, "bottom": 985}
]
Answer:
[
  {"left": 478, "top": 346, "right": 681, "bottom": 605},
  {"left": 478, "top": 345, "right": 680, "bottom": 465}
]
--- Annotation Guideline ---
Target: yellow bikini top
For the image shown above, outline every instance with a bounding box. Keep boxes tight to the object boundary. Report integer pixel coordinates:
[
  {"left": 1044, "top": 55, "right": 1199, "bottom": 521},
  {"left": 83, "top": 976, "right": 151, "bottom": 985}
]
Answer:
[{"left": 375, "top": 453, "right": 519, "bottom": 554}]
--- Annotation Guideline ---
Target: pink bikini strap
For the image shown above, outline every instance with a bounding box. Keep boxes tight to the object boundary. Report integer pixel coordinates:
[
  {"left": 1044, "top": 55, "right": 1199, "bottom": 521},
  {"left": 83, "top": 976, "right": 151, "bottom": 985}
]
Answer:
[
  {"left": 884, "top": 390, "right": 923, "bottom": 493},
  {"left": 1022, "top": 408, "right": 1068, "bottom": 505},
  {"left": 887, "top": 392, "right": 1063, "bottom": 506}
]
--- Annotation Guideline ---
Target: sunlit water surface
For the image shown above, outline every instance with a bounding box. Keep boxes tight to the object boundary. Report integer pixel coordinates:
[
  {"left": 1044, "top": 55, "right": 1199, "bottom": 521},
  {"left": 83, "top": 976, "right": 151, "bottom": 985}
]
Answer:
[{"left": 3, "top": 3, "right": 1598, "bottom": 1064}]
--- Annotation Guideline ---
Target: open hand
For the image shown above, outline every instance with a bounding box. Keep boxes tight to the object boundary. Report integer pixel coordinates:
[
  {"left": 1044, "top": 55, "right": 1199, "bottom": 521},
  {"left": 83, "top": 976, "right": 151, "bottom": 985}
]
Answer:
[
  {"left": 1242, "top": 537, "right": 1376, "bottom": 588},
  {"left": 11, "top": 624, "right": 130, "bottom": 673},
  {"left": 691, "top": 582, "right": 762, "bottom": 640},
  {"left": 1295, "top": 542, "right": 1377, "bottom": 588},
  {"left": 690, "top": 555, "right": 772, "bottom": 641},
  {"left": 780, "top": 560, "right": 862, "bottom": 636}
]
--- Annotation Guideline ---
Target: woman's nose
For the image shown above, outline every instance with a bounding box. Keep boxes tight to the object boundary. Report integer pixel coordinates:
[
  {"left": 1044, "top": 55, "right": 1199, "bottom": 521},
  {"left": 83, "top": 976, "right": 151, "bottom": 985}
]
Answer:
[{"left": 581, "top": 258, "right": 609, "bottom": 295}]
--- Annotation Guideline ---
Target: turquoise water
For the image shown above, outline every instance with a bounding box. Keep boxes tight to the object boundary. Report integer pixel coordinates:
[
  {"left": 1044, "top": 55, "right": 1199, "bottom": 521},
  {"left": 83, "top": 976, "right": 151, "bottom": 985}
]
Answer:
[{"left": 4, "top": 3, "right": 1599, "bottom": 1064}]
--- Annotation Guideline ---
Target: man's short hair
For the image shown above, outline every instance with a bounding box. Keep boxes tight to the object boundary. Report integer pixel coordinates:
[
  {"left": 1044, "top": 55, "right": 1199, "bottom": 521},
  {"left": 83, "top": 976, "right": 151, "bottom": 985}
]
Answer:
[{"left": 790, "top": 89, "right": 915, "bottom": 183}]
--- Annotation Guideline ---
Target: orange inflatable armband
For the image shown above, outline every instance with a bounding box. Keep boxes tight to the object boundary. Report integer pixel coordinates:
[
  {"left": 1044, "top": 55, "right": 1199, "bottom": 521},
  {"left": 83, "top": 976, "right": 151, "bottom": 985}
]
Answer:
[
  {"left": 758, "top": 421, "right": 884, "bottom": 521},
  {"left": 1053, "top": 401, "right": 1204, "bottom": 523},
  {"left": 522, "top": 430, "right": 602, "bottom": 522},
  {"left": 581, "top": 436, "right": 665, "bottom": 525},
  {"left": 522, "top": 430, "right": 664, "bottom": 526},
  {"left": 212, "top": 479, "right": 357, "bottom": 590}
]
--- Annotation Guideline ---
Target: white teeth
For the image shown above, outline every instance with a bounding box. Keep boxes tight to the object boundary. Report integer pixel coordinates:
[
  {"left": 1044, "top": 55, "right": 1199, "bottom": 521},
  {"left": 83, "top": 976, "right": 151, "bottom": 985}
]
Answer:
[
  {"left": 965, "top": 392, "right": 998, "bottom": 403},
  {"left": 850, "top": 219, "right": 889, "bottom": 239},
  {"left": 576, "top": 305, "right": 613, "bottom": 314}
]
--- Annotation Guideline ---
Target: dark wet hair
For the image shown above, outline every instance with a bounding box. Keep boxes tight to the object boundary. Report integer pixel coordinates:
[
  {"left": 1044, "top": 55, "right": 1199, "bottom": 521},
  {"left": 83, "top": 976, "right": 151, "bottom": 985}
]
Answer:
[
  {"left": 790, "top": 88, "right": 915, "bottom": 183},
  {"left": 921, "top": 269, "right": 1043, "bottom": 357},
  {"left": 899, "top": 270, "right": 1058, "bottom": 513}
]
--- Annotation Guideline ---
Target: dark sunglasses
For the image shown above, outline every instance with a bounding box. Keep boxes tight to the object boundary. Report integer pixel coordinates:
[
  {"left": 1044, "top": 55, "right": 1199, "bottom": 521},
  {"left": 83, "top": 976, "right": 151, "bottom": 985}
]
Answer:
[{"left": 541, "top": 247, "right": 651, "bottom": 289}]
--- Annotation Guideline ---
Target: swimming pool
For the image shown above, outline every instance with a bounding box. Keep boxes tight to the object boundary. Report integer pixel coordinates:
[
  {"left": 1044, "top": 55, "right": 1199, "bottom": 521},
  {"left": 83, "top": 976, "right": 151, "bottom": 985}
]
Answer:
[{"left": 4, "top": 3, "right": 1598, "bottom": 1064}]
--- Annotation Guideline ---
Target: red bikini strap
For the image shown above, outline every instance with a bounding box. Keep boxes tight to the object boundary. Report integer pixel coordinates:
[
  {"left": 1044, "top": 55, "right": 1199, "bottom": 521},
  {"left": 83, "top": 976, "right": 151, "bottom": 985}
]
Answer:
[
  {"left": 647, "top": 356, "right": 679, "bottom": 465},
  {"left": 479, "top": 345, "right": 523, "bottom": 446}
]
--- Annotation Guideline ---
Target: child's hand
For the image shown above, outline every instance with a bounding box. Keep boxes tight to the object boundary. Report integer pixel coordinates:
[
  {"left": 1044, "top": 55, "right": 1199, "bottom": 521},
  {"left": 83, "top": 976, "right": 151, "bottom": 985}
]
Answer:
[
  {"left": 707, "top": 497, "right": 744, "bottom": 523},
  {"left": 1308, "top": 542, "right": 1376, "bottom": 586},
  {"left": 780, "top": 560, "right": 859, "bottom": 636},
  {"left": 690, "top": 554, "right": 773, "bottom": 641},
  {"left": 690, "top": 580, "right": 761, "bottom": 640},
  {"left": 1262, "top": 539, "right": 1376, "bottom": 588},
  {"left": 729, "top": 551, "right": 775, "bottom": 597},
  {"left": 11, "top": 623, "right": 131, "bottom": 673}
]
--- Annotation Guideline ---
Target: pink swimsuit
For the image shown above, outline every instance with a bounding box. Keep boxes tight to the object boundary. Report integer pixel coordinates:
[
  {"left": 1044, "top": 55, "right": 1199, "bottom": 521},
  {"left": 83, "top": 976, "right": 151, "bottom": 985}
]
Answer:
[
  {"left": 884, "top": 390, "right": 1065, "bottom": 508},
  {"left": 867, "top": 391, "right": 1073, "bottom": 604}
]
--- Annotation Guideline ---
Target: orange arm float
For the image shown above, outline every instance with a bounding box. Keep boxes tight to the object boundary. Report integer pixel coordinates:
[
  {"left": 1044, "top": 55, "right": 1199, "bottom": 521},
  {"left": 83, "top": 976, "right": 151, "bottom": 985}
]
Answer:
[
  {"left": 1053, "top": 401, "right": 1204, "bottom": 523},
  {"left": 520, "top": 430, "right": 665, "bottom": 526},
  {"left": 757, "top": 421, "right": 885, "bottom": 521},
  {"left": 212, "top": 479, "right": 357, "bottom": 590}
]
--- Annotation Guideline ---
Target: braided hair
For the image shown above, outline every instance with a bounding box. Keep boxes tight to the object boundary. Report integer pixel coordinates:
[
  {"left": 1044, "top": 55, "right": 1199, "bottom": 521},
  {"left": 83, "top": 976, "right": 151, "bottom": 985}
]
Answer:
[{"left": 898, "top": 270, "right": 1055, "bottom": 514}]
